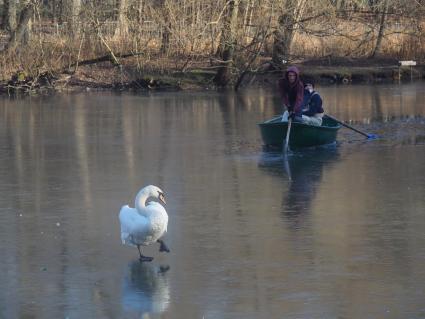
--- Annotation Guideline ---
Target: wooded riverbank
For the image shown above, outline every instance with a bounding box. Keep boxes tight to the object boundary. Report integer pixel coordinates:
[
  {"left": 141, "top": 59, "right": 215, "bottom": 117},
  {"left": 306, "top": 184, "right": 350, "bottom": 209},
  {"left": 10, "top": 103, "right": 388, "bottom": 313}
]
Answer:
[
  {"left": 1, "top": 1, "right": 424, "bottom": 94},
  {"left": 1, "top": 56, "right": 424, "bottom": 95}
]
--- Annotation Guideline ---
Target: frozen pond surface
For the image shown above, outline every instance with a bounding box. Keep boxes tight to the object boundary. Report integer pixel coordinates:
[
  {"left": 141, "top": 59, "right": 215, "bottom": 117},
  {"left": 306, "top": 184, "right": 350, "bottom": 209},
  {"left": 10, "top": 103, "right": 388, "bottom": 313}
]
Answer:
[{"left": 1, "top": 83, "right": 425, "bottom": 318}]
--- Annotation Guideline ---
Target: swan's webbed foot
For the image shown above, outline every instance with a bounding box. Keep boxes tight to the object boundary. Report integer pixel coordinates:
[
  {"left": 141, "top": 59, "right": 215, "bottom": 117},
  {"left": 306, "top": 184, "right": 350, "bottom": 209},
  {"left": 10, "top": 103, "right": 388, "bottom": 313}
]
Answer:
[
  {"left": 158, "top": 265, "right": 170, "bottom": 274},
  {"left": 139, "top": 255, "right": 154, "bottom": 262},
  {"left": 157, "top": 239, "right": 170, "bottom": 253},
  {"left": 137, "top": 245, "right": 154, "bottom": 262}
]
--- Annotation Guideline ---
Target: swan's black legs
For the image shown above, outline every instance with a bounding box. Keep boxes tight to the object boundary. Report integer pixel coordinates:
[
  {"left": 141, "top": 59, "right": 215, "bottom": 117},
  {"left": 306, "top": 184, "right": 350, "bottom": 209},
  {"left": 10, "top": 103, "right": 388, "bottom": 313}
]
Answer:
[
  {"left": 135, "top": 241, "right": 168, "bottom": 262},
  {"left": 137, "top": 245, "right": 154, "bottom": 262},
  {"left": 157, "top": 239, "right": 170, "bottom": 253}
]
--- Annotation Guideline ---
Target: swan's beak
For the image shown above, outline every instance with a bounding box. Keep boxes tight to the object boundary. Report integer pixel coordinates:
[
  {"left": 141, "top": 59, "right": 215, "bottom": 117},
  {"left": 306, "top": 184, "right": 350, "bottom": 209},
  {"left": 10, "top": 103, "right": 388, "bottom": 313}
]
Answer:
[{"left": 159, "top": 193, "right": 166, "bottom": 205}]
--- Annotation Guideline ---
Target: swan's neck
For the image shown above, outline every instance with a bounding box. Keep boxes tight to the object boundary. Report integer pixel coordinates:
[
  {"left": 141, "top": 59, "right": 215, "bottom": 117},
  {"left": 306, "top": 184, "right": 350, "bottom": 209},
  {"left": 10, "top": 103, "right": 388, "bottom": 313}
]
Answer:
[{"left": 135, "top": 189, "right": 150, "bottom": 212}]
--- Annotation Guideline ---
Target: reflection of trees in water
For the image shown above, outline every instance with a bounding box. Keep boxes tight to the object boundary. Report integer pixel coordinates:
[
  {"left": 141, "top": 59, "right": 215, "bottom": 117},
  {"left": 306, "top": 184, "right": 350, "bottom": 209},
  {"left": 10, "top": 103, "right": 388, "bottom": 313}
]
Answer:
[
  {"left": 122, "top": 261, "right": 170, "bottom": 317},
  {"left": 258, "top": 148, "right": 340, "bottom": 229},
  {"left": 321, "top": 84, "right": 425, "bottom": 125},
  {"left": 371, "top": 87, "right": 384, "bottom": 122}
]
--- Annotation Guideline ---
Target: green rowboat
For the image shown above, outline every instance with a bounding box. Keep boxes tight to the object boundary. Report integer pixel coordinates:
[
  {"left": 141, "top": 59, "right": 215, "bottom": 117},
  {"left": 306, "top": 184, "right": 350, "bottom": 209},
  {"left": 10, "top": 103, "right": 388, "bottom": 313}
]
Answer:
[{"left": 258, "top": 115, "right": 342, "bottom": 148}]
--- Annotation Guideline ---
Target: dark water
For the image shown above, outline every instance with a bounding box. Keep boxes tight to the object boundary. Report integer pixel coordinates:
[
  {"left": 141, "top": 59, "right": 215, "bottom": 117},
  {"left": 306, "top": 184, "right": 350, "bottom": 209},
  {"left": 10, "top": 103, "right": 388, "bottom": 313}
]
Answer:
[{"left": 0, "top": 83, "right": 425, "bottom": 319}]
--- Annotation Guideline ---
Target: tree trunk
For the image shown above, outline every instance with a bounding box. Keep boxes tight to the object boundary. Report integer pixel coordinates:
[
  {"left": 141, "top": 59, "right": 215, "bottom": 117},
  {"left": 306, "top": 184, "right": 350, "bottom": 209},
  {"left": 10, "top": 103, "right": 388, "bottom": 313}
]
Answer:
[
  {"left": 114, "top": 0, "right": 128, "bottom": 38},
  {"left": 63, "top": 0, "right": 81, "bottom": 36},
  {"left": 160, "top": 22, "right": 171, "bottom": 54},
  {"left": 1, "top": 0, "right": 17, "bottom": 31},
  {"left": 3, "top": 1, "right": 34, "bottom": 52},
  {"left": 214, "top": 0, "right": 240, "bottom": 87},
  {"left": 272, "top": 0, "right": 306, "bottom": 68},
  {"left": 370, "top": 0, "right": 389, "bottom": 58},
  {"left": 159, "top": 0, "right": 171, "bottom": 54},
  {"left": 50, "top": 0, "right": 58, "bottom": 23},
  {"left": 137, "top": 0, "right": 145, "bottom": 24}
]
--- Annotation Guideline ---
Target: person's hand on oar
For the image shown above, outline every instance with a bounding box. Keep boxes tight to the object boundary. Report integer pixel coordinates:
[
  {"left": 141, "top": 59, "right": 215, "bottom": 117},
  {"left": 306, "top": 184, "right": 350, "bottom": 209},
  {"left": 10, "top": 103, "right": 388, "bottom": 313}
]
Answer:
[{"left": 289, "top": 111, "right": 303, "bottom": 123}]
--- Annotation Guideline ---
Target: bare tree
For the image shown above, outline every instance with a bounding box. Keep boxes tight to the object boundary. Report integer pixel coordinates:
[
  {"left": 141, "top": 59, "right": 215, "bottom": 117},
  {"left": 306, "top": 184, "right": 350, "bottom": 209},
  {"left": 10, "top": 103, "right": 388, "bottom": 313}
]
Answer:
[
  {"left": 3, "top": 0, "right": 36, "bottom": 52},
  {"left": 272, "top": 0, "right": 307, "bottom": 67},
  {"left": 114, "top": 0, "right": 128, "bottom": 37},
  {"left": 62, "top": 0, "right": 81, "bottom": 36},
  {"left": 157, "top": 0, "right": 171, "bottom": 54},
  {"left": 1, "top": 0, "right": 17, "bottom": 31},
  {"left": 214, "top": 0, "right": 241, "bottom": 86},
  {"left": 370, "top": 0, "right": 389, "bottom": 58}
]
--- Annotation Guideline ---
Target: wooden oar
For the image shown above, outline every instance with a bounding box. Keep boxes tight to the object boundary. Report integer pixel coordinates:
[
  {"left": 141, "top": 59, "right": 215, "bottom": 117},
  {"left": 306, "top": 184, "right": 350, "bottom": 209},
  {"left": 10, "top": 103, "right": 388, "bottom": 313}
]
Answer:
[
  {"left": 325, "top": 114, "right": 378, "bottom": 139},
  {"left": 283, "top": 153, "right": 292, "bottom": 180},
  {"left": 283, "top": 117, "right": 292, "bottom": 153}
]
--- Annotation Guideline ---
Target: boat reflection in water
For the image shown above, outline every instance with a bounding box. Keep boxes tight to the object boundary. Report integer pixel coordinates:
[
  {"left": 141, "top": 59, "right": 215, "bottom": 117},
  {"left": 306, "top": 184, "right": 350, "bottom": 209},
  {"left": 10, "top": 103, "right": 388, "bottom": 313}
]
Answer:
[
  {"left": 258, "top": 146, "right": 340, "bottom": 228},
  {"left": 121, "top": 261, "right": 170, "bottom": 317}
]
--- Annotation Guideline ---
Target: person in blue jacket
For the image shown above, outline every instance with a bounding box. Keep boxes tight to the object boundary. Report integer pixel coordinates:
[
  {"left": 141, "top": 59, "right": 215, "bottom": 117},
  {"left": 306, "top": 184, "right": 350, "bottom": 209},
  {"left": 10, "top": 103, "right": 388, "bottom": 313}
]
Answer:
[{"left": 300, "top": 81, "right": 324, "bottom": 126}]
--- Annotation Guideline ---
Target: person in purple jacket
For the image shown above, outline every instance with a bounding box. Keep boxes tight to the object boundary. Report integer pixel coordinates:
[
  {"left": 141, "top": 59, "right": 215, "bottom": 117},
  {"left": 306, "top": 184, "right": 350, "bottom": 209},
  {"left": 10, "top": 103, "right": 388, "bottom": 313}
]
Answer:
[{"left": 278, "top": 66, "right": 304, "bottom": 122}]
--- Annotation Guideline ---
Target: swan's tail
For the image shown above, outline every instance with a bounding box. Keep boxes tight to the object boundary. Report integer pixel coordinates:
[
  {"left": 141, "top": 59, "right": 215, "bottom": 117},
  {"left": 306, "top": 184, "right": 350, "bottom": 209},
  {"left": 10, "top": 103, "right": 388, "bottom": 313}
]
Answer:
[{"left": 119, "top": 205, "right": 136, "bottom": 247}]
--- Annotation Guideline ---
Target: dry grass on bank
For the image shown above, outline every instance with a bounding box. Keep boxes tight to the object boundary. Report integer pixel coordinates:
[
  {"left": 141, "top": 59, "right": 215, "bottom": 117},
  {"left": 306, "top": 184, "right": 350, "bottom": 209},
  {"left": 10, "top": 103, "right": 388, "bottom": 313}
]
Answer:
[
  {"left": 1, "top": 16, "right": 424, "bottom": 85},
  {"left": 292, "top": 20, "right": 425, "bottom": 61}
]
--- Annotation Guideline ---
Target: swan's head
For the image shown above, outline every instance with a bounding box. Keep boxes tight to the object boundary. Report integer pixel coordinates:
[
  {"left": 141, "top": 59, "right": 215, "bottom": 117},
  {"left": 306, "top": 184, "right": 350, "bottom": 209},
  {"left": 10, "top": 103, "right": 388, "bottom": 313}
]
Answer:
[
  {"left": 153, "top": 186, "right": 166, "bottom": 205},
  {"left": 135, "top": 185, "right": 166, "bottom": 209}
]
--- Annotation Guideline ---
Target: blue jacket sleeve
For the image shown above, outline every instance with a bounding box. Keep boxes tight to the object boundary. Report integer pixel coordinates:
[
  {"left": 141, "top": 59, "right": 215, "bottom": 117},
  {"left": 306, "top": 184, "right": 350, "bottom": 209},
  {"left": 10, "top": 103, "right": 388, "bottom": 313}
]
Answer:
[
  {"left": 312, "top": 94, "right": 323, "bottom": 113},
  {"left": 303, "top": 94, "right": 323, "bottom": 116}
]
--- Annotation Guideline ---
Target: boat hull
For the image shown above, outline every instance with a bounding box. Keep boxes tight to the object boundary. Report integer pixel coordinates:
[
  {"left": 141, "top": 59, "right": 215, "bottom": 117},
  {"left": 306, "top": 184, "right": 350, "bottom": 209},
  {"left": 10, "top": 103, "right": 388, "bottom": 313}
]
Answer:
[{"left": 258, "top": 116, "right": 341, "bottom": 148}]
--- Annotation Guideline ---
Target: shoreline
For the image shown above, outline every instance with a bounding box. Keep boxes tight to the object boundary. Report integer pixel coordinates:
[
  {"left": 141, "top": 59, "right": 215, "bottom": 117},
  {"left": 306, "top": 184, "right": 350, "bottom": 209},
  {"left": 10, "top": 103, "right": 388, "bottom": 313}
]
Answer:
[{"left": 1, "top": 59, "right": 424, "bottom": 95}]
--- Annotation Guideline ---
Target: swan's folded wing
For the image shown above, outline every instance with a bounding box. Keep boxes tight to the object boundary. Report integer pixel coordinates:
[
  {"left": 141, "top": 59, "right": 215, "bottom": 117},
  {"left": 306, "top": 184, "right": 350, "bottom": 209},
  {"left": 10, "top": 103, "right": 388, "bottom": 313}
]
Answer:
[
  {"left": 119, "top": 205, "right": 150, "bottom": 246},
  {"left": 146, "top": 202, "right": 168, "bottom": 232}
]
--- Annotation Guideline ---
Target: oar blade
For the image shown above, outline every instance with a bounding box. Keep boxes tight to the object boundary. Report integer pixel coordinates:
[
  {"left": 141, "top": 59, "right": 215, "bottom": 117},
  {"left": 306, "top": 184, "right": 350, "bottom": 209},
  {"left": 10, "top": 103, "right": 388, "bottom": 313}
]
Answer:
[{"left": 366, "top": 133, "right": 379, "bottom": 139}]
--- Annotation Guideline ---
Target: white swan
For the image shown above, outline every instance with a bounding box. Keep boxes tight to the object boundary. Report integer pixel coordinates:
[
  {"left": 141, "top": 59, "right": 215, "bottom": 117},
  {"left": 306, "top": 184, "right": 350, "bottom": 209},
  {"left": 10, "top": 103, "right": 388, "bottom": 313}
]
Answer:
[{"left": 119, "top": 185, "right": 170, "bottom": 262}]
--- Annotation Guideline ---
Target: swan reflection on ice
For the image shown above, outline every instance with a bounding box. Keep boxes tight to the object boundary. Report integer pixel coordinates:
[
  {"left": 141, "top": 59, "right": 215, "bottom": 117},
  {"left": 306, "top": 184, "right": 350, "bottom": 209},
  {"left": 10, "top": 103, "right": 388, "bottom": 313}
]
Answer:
[{"left": 122, "top": 261, "right": 170, "bottom": 317}]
